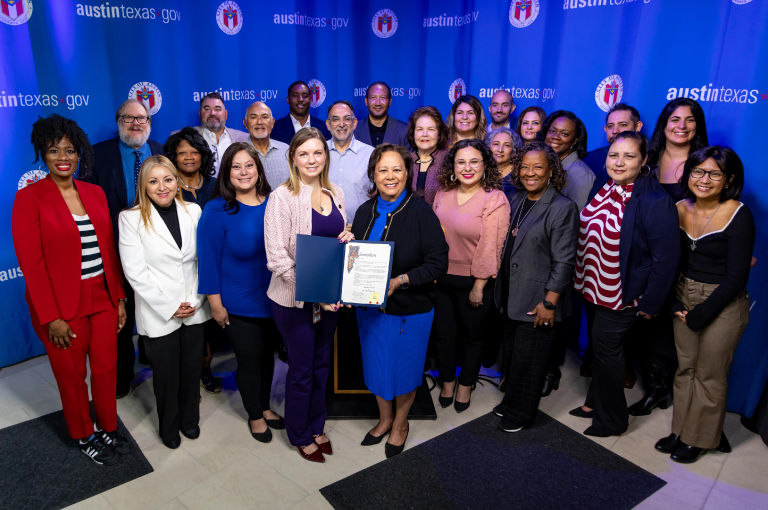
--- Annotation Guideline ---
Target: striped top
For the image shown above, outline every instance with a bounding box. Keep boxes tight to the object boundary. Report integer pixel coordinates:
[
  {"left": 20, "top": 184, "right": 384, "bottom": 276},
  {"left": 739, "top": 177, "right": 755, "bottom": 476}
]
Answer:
[
  {"left": 73, "top": 214, "right": 104, "bottom": 279},
  {"left": 573, "top": 180, "right": 639, "bottom": 310}
]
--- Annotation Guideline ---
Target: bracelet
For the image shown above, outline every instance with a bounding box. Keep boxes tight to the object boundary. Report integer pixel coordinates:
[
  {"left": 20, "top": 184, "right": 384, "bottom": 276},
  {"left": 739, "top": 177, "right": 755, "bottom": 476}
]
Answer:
[{"left": 118, "top": 298, "right": 127, "bottom": 302}]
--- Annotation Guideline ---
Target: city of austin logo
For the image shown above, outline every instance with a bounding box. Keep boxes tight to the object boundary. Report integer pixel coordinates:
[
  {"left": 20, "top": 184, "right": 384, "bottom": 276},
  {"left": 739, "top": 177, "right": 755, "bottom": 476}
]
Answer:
[
  {"left": 595, "top": 75, "right": 624, "bottom": 112},
  {"left": 217, "top": 1, "right": 242, "bottom": 35},
  {"left": 0, "top": 0, "right": 33, "bottom": 25},
  {"left": 308, "top": 79, "right": 326, "bottom": 109},
  {"left": 448, "top": 78, "right": 467, "bottom": 104},
  {"left": 509, "top": 0, "right": 539, "bottom": 28},
  {"left": 371, "top": 9, "right": 398, "bottom": 38},
  {"left": 128, "top": 82, "right": 163, "bottom": 116}
]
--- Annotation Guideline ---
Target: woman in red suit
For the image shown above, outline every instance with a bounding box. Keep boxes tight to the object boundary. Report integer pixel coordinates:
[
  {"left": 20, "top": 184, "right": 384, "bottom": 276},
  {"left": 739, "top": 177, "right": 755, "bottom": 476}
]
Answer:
[{"left": 12, "top": 115, "right": 131, "bottom": 466}]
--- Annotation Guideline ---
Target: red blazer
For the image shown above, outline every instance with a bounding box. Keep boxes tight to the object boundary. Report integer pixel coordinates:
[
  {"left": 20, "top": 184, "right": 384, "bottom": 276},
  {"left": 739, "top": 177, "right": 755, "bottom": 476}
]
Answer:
[{"left": 12, "top": 177, "right": 126, "bottom": 325}]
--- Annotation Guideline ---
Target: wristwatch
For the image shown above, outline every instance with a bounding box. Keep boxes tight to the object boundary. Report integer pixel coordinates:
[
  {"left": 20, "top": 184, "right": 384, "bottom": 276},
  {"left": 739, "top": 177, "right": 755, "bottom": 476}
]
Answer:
[
  {"left": 543, "top": 300, "right": 555, "bottom": 310},
  {"left": 398, "top": 274, "right": 409, "bottom": 290}
]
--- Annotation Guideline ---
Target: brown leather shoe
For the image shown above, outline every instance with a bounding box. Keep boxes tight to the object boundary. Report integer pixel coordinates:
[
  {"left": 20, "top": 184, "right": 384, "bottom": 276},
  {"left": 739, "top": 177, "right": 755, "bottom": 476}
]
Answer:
[
  {"left": 624, "top": 370, "right": 637, "bottom": 389},
  {"left": 297, "top": 445, "right": 325, "bottom": 463},
  {"left": 314, "top": 435, "right": 333, "bottom": 455}
]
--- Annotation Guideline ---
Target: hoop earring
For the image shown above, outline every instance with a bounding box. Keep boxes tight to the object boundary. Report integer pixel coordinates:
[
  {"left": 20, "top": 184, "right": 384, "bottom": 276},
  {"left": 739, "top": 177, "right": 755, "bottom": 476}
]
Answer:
[
  {"left": 482, "top": 172, "right": 486, "bottom": 180},
  {"left": 641, "top": 164, "right": 651, "bottom": 174},
  {"left": 450, "top": 174, "right": 456, "bottom": 182}
]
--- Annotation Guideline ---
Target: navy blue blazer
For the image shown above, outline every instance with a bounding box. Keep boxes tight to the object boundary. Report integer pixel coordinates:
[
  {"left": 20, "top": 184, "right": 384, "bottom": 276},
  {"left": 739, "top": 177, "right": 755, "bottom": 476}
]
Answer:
[
  {"left": 581, "top": 145, "right": 608, "bottom": 180},
  {"left": 586, "top": 173, "right": 680, "bottom": 316},
  {"left": 353, "top": 115, "right": 409, "bottom": 148},
  {"left": 78, "top": 136, "right": 164, "bottom": 248},
  {"left": 271, "top": 114, "right": 331, "bottom": 145}
]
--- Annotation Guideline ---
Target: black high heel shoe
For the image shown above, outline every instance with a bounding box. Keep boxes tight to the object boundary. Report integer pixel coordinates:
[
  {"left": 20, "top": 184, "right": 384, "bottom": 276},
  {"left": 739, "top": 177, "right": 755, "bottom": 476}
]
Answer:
[
  {"left": 385, "top": 424, "right": 409, "bottom": 459},
  {"left": 438, "top": 383, "right": 455, "bottom": 408},
  {"left": 361, "top": 427, "right": 391, "bottom": 446}
]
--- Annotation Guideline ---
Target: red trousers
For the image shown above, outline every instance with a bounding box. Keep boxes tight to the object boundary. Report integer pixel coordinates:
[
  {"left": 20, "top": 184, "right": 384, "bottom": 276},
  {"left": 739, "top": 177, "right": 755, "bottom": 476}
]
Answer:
[{"left": 28, "top": 274, "right": 118, "bottom": 440}]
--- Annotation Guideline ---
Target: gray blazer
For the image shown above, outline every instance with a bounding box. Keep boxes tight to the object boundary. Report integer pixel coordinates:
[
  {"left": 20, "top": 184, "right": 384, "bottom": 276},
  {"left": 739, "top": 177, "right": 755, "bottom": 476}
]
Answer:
[
  {"left": 494, "top": 186, "right": 580, "bottom": 323},
  {"left": 353, "top": 115, "right": 409, "bottom": 148}
]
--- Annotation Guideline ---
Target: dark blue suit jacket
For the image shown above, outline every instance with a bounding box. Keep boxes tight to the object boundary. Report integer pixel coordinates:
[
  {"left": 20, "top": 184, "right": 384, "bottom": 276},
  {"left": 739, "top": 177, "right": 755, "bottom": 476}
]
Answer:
[
  {"left": 581, "top": 145, "right": 608, "bottom": 180},
  {"left": 271, "top": 114, "right": 331, "bottom": 145},
  {"left": 586, "top": 173, "right": 680, "bottom": 316},
  {"left": 78, "top": 136, "right": 164, "bottom": 248},
  {"left": 353, "top": 115, "right": 409, "bottom": 148}
]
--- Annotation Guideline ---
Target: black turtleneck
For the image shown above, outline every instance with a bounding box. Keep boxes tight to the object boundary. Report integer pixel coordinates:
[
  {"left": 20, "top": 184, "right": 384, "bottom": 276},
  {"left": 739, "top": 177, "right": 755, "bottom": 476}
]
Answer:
[{"left": 152, "top": 200, "right": 182, "bottom": 248}]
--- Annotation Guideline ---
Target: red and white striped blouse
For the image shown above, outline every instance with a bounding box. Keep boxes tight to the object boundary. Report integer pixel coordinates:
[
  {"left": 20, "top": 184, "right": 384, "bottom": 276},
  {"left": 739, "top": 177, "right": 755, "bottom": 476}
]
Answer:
[{"left": 573, "top": 180, "right": 640, "bottom": 310}]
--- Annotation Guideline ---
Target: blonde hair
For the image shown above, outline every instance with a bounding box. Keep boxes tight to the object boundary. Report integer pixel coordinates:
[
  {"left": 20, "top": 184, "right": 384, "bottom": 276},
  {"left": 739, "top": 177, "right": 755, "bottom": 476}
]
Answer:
[
  {"left": 284, "top": 127, "right": 334, "bottom": 195},
  {"left": 131, "top": 155, "right": 187, "bottom": 230}
]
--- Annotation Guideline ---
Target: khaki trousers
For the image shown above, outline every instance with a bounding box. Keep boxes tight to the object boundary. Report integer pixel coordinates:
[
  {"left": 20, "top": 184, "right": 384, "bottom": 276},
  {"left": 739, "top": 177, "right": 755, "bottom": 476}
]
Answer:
[{"left": 671, "top": 275, "right": 749, "bottom": 449}]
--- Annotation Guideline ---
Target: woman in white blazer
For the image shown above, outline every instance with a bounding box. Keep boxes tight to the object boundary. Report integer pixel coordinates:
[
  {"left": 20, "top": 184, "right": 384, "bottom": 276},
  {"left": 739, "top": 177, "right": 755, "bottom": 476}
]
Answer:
[{"left": 119, "top": 155, "right": 211, "bottom": 449}]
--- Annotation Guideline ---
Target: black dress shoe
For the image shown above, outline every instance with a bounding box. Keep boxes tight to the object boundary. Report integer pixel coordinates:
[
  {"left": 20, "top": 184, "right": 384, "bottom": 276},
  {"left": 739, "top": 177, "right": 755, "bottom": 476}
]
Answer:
[
  {"left": 385, "top": 424, "right": 409, "bottom": 459},
  {"left": 361, "top": 427, "right": 391, "bottom": 446},
  {"left": 248, "top": 420, "right": 273, "bottom": 443},
  {"left": 163, "top": 437, "right": 181, "bottom": 449},
  {"left": 628, "top": 389, "right": 672, "bottom": 416},
  {"left": 569, "top": 406, "right": 593, "bottom": 419},
  {"left": 583, "top": 425, "right": 626, "bottom": 438},
  {"left": 655, "top": 433, "right": 681, "bottom": 454},
  {"left": 265, "top": 416, "right": 286, "bottom": 430},
  {"left": 716, "top": 431, "right": 732, "bottom": 453},
  {"left": 541, "top": 366, "right": 561, "bottom": 397},
  {"left": 180, "top": 426, "right": 200, "bottom": 440},
  {"left": 671, "top": 443, "right": 706, "bottom": 464}
]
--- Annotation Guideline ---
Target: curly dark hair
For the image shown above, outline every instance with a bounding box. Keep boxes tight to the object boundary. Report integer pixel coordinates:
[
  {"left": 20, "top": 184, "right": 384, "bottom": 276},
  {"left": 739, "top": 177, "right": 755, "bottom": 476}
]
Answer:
[
  {"left": 647, "top": 97, "right": 708, "bottom": 169},
  {"left": 510, "top": 142, "right": 567, "bottom": 192},
  {"left": 437, "top": 139, "right": 501, "bottom": 192},
  {"left": 366, "top": 144, "right": 414, "bottom": 198},
  {"left": 538, "top": 110, "right": 588, "bottom": 160},
  {"left": 406, "top": 106, "right": 450, "bottom": 153},
  {"left": 214, "top": 142, "right": 271, "bottom": 214},
  {"left": 31, "top": 114, "right": 94, "bottom": 177},
  {"left": 163, "top": 128, "right": 215, "bottom": 177}
]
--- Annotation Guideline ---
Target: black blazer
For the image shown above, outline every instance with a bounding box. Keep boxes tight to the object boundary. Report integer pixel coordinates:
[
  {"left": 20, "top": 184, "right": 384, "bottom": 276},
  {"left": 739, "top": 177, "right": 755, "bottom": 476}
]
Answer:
[
  {"left": 581, "top": 145, "right": 609, "bottom": 180},
  {"left": 494, "top": 186, "right": 580, "bottom": 322},
  {"left": 271, "top": 114, "right": 331, "bottom": 145},
  {"left": 78, "top": 136, "right": 164, "bottom": 248},
  {"left": 353, "top": 115, "right": 409, "bottom": 148},
  {"left": 351, "top": 191, "right": 449, "bottom": 316},
  {"left": 585, "top": 173, "right": 680, "bottom": 316}
]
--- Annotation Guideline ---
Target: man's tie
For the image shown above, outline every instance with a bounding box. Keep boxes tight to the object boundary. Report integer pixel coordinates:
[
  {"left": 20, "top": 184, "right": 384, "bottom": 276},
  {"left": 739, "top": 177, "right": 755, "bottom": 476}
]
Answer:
[{"left": 133, "top": 150, "right": 142, "bottom": 191}]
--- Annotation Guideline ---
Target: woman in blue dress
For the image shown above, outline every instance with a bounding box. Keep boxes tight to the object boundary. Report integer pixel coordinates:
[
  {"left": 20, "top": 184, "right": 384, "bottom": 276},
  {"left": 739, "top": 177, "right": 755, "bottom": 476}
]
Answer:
[{"left": 351, "top": 144, "right": 449, "bottom": 458}]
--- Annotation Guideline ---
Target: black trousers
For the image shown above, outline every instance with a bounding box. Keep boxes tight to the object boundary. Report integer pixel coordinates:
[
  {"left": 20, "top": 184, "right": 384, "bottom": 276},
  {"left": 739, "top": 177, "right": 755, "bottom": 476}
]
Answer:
[
  {"left": 116, "top": 278, "right": 148, "bottom": 392},
  {"left": 226, "top": 314, "right": 279, "bottom": 421},
  {"left": 633, "top": 300, "right": 678, "bottom": 392},
  {"left": 548, "top": 292, "right": 584, "bottom": 368},
  {"left": 434, "top": 274, "right": 495, "bottom": 386},
  {"left": 501, "top": 317, "right": 556, "bottom": 427},
  {"left": 584, "top": 302, "right": 637, "bottom": 434},
  {"left": 145, "top": 323, "right": 204, "bottom": 443}
]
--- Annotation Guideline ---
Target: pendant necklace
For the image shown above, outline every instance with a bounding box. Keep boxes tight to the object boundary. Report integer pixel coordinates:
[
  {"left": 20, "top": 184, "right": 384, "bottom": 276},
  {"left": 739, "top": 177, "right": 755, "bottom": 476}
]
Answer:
[
  {"left": 691, "top": 202, "right": 720, "bottom": 251},
  {"left": 512, "top": 192, "right": 537, "bottom": 237},
  {"left": 179, "top": 173, "right": 203, "bottom": 190},
  {"left": 312, "top": 195, "right": 325, "bottom": 212}
]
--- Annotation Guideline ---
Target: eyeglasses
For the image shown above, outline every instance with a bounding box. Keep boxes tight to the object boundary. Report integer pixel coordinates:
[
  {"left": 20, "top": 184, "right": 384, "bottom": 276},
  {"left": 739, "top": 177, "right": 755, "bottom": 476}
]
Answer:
[
  {"left": 120, "top": 115, "right": 149, "bottom": 124},
  {"left": 330, "top": 116, "right": 355, "bottom": 125},
  {"left": 455, "top": 159, "right": 483, "bottom": 169},
  {"left": 691, "top": 168, "right": 725, "bottom": 181}
]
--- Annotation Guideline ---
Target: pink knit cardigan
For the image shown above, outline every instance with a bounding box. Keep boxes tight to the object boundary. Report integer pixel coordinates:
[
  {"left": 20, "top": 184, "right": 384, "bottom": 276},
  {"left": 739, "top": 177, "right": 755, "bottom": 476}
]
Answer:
[{"left": 265, "top": 182, "right": 347, "bottom": 308}]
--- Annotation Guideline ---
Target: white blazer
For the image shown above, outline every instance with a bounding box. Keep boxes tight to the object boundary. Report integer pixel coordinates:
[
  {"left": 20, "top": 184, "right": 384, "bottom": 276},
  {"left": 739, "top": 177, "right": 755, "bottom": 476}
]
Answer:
[{"left": 118, "top": 199, "right": 211, "bottom": 338}]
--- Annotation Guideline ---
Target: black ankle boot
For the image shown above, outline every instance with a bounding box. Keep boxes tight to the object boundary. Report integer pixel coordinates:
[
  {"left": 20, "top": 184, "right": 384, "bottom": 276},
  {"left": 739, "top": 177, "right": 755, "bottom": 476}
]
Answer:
[
  {"left": 716, "top": 431, "right": 732, "bottom": 453},
  {"left": 628, "top": 388, "right": 672, "bottom": 416},
  {"left": 655, "top": 433, "right": 680, "bottom": 453},
  {"left": 671, "top": 442, "right": 706, "bottom": 464},
  {"left": 541, "top": 366, "right": 561, "bottom": 397}
]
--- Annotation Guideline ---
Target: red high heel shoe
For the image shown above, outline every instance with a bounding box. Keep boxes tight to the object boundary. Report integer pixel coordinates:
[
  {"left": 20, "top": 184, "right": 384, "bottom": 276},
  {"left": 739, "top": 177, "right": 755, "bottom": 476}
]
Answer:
[
  {"left": 297, "top": 445, "right": 325, "bottom": 463},
  {"left": 314, "top": 434, "right": 333, "bottom": 455}
]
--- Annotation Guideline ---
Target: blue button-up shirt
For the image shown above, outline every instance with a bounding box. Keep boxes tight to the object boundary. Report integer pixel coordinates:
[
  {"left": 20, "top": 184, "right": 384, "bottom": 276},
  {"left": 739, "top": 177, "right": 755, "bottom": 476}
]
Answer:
[
  {"left": 118, "top": 140, "right": 152, "bottom": 207},
  {"left": 327, "top": 137, "right": 374, "bottom": 224}
]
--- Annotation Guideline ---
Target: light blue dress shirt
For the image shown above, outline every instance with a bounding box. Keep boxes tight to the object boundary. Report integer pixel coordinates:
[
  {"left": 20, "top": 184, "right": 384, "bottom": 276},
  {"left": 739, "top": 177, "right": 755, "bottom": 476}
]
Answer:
[
  {"left": 327, "top": 136, "right": 374, "bottom": 224},
  {"left": 118, "top": 139, "right": 152, "bottom": 207}
]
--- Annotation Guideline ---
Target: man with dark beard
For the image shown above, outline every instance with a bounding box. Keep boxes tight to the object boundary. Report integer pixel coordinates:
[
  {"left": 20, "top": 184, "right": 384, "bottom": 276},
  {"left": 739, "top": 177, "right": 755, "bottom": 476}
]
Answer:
[
  {"left": 353, "top": 81, "right": 408, "bottom": 148},
  {"left": 188, "top": 92, "right": 249, "bottom": 176},
  {"left": 78, "top": 98, "right": 164, "bottom": 398}
]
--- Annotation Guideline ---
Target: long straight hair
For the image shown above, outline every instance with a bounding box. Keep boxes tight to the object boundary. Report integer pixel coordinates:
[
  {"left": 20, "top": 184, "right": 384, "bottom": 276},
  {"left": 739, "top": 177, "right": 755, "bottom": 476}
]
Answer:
[
  {"left": 131, "top": 155, "right": 187, "bottom": 231},
  {"left": 214, "top": 142, "right": 271, "bottom": 214},
  {"left": 647, "top": 98, "right": 708, "bottom": 169},
  {"left": 285, "top": 127, "right": 334, "bottom": 195}
]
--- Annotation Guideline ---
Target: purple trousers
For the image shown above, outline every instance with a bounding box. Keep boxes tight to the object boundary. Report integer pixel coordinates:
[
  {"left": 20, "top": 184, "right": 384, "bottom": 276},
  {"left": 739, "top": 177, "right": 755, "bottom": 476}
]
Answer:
[{"left": 272, "top": 301, "right": 339, "bottom": 446}]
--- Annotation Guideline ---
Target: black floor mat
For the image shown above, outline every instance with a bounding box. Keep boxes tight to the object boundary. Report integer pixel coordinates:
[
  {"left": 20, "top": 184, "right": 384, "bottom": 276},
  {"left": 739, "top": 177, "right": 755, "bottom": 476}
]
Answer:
[
  {"left": 0, "top": 405, "right": 153, "bottom": 510},
  {"left": 321, "top": 411, "right": 665, "bottom": 510}
]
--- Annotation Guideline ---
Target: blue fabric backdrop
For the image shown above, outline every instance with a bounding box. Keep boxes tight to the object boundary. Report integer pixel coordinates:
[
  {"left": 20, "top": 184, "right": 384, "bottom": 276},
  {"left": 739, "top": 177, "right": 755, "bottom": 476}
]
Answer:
[{"left": 1, "top": 0, "right": 766, "bottom": 416}]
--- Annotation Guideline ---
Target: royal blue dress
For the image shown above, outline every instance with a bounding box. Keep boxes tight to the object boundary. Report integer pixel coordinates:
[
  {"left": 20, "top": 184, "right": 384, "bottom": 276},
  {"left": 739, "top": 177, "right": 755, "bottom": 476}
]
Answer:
[{"left": 356, "top": 193, "right": 434, "bottom": 400}]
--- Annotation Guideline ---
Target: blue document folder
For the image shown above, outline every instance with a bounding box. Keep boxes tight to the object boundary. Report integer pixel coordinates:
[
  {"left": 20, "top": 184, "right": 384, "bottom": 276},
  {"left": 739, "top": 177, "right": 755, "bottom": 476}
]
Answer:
[{"left": 294, "top": 235, "right": 394, "bottom": 307}]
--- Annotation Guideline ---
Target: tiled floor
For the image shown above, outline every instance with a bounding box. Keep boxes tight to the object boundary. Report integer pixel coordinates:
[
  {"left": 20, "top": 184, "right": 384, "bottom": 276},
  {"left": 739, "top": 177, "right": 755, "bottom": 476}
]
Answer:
[{"left": 1, "top": 344, "right": 766, "bottom": 510}]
